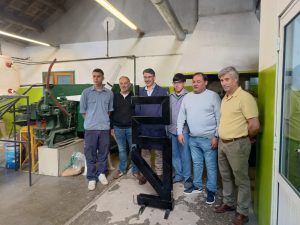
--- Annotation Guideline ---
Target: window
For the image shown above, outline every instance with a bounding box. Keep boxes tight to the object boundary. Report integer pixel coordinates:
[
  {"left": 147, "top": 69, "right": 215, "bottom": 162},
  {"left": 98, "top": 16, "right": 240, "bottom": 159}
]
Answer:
[
  {"left": 42, "top": 71, "right": 75, "bottom": 84},
  {"left": 280, "top": 13, "right": 300, "bottom": 194}
]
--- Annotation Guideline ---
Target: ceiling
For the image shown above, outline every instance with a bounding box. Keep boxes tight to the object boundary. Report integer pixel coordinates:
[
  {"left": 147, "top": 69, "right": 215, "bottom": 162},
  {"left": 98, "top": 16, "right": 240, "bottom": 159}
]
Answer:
[
  {"left": 0, "top": 0, "right": 259, "bottom": 46},
  {"left": 0, "top": 0, "right": 75, "bottom": 45},
  {"left": 0, "top": 0, "right": 201, "bottom": 46}
]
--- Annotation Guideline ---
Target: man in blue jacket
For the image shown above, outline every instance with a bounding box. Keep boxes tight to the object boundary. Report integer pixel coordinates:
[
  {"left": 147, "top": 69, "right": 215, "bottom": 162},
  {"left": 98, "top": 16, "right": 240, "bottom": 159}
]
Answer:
[{"left": 135, "top": 68, "right": 168, "bottom": 178}]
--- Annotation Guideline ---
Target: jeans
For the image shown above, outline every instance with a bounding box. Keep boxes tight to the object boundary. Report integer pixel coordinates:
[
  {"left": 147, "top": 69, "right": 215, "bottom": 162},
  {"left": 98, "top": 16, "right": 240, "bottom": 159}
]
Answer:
[
  {"left": 84, "top": 130, "right": 110, "bottom": 181},
  {"left": 114, "top": 126, "right": 138, "bottom": 174},
  {"left": 171, "top": 133, "right": 192, "bottom": 181},
  {"left": 189, "top": 136, "right": 217, "bottom": 192}
]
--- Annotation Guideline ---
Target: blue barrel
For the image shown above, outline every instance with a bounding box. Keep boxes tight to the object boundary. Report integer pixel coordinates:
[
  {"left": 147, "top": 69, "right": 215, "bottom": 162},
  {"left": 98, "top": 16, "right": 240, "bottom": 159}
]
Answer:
[{"left": 5, "top": 143, "right": 20, "bottom": 169}]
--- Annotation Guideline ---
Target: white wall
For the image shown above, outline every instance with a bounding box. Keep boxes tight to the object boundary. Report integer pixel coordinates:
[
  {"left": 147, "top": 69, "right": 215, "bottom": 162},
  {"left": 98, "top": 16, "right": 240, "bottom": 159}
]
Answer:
[
  {"left": 259, "top": 0, "right": 278, "bottom": 70},
  {"left": 21, "top": 35, "right": 187, "bottom": 86},
  {"left": 259, "top": 0, "right": 295, "bottom": 70},
  {"left": 0, "top": 41, "right": 26, "bottom": 59},
  {"left": 177, "top": 12, "right": 260, "bottom": 72}
]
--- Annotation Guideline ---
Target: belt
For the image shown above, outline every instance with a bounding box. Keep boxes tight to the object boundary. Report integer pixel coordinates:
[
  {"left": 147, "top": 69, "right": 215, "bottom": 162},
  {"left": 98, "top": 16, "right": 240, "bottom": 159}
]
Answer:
[{"left": 221, "top": 136, "right": 248, "bottom": 143}]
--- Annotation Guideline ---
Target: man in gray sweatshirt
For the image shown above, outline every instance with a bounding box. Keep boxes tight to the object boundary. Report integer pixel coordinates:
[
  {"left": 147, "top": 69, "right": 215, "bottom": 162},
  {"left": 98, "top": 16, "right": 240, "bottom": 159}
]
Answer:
[
  {"left": 177, "top": 72, "right": 221, "bottom": 204},
  {"left": 168, "top": 73, "right": 192, "bottom": 189}
]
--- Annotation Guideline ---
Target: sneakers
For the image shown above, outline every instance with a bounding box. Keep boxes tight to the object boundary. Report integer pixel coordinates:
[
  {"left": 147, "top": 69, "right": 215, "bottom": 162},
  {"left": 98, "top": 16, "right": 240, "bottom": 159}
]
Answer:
[
  {"left": 184, "top": 177, "right": 193, "bottom": 189},
  {"left": 113, "top": 170, "right": 125, "bottom": 179},
  {"left": 88, "top": 180, "right": 96, "bottom": 191},
  {"left": 184, "top": 185, "right": 203, "bottom": 194},
  {"left": 98, "top": 173, "right": 108, "bottom": 185},
  {"left": 206, "top": 190, "right": 215, "bottom": 205}
]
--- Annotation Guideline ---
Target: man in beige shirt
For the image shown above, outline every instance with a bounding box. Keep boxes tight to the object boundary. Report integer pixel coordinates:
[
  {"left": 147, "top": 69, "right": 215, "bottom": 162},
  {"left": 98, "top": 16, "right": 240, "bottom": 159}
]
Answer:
[{"left": 214, "top": 66, "right": 260, "bottom": 225}]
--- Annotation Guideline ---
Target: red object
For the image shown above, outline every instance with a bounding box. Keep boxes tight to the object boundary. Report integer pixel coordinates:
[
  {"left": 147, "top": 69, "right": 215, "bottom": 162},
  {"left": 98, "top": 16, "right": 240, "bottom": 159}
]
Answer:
[
  {"left": 5, "top": 62, "right": 12, "bottom": 68},
  {"left": 7, "top": 88, "right": 15, "bottom": 94}
]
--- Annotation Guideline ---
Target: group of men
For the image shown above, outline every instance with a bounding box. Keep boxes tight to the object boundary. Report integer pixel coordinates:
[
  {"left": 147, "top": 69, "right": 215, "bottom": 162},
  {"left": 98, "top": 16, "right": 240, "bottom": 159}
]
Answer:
[
  {"left": 80, "top": 66, "right": 260, "bottom": 225},
  {"left": 80, "top": 68, "right": 168, "bottom": 189}
]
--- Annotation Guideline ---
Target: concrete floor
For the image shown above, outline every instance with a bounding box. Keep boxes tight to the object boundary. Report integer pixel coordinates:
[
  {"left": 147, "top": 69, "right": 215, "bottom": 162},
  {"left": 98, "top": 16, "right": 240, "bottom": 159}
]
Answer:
[
  {"left": 0, "top": 161, "right": 258, "bottom": 225},
  {"left": 0, "top": 168, "right": 103, "bottom": 225}
]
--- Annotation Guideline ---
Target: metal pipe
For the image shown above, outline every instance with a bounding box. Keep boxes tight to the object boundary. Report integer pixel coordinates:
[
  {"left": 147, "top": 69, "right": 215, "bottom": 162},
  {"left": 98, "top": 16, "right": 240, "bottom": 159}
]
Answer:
[
  {"left": 26, "top": 96, "right": 32, "bottom": 186},
  {"left": 12, "top": 53, "right": 182, "bottom": 66},
  {"left": 151, "top": 0, "right": 186, "bottom": 41},
  {"left": 133, "top": 56, "right": 136, "bottom": 95},
  {"left": 106, "top": 21, "right": 109, "bottom": 57},
  {"left": 13, "top": 104, "right": 17, "bottom": 172},
  {"left": 13, "top": 55, "right": 136, "bottom": 65},
  {"left": 195, "top": 0, "right": 199, "bottom": 24}
]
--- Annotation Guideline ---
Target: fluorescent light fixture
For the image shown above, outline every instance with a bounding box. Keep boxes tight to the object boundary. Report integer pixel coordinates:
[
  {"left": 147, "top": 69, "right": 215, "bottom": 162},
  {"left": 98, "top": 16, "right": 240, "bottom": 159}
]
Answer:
[
  {"left": 95, "top": 0, "right": 138, "bottom": 31},
  {"left": 0, "top": 30, "right": 51, "bottom": 47}
]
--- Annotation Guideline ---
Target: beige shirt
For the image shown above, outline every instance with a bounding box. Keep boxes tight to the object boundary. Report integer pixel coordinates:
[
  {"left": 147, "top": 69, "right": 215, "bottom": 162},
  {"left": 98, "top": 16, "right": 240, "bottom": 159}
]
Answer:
[{"left": 218, "top": 87, "right": 259, "bottom": 139}]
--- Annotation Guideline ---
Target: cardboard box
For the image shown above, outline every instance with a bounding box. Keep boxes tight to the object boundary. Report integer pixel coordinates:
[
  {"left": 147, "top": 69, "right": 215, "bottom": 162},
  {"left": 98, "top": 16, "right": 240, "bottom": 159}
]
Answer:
[{"left": 38, "top": 139, "right": 84, "bottom": 176}]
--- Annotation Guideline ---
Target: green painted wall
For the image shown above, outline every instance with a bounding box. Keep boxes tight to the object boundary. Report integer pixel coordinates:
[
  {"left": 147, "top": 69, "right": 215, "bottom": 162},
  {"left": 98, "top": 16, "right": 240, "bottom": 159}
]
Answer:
[
  {"left": 256, "top": 65, "right": 276, "bottom": 225},
  {"left": 18, "top": 87, "right": 44, "bottom": 103},
  {"left": 1, "top": 87, "right": 43, "bottom": 135}
]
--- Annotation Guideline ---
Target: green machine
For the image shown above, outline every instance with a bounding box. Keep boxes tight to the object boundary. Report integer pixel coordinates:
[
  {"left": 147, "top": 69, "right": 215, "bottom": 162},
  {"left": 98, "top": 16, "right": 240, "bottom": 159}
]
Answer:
[
  {"left": 16, "top": 59, "right": 92, "bottom": 148},
  {"left": 49, "top": 84, "right": 92, "bottom": 133},
  {"left": 32, "top": 84, "right": 91, "bottom": 148},
  {"left": 33, "top": 95, "right": 77, "bottom": 148},
  {"left": 17, "top": 84, "right": 92, "bottom": 148}
]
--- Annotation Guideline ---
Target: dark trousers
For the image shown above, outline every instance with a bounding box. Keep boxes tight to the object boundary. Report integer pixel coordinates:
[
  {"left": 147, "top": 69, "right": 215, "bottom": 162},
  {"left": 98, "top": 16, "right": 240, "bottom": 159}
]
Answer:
[{"left": 84, "top": 130, "right": 110, "bottom": 181}]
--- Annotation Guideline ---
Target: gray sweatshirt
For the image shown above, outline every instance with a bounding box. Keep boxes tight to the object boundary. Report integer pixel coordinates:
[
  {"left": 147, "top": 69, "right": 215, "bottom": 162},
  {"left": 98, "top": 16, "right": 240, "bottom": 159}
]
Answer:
[
  {"left": 168, "top": 89, "right": 189, "bottom": 135},
  {"left": 177, "top": 89, "right": 221, "bottom": 138}
]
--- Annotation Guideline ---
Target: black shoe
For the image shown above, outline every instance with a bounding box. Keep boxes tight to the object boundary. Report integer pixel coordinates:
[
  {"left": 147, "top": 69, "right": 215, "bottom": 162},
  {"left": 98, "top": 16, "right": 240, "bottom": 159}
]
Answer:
[
  {"left": 184, "top": 177, "right": 193, "bottom": 189},
  {"left": 184, "top": 185, "right": 203, "bottom": 194},
  {"left": 206, "top": 190, "right": 215, "bottom": 205}
]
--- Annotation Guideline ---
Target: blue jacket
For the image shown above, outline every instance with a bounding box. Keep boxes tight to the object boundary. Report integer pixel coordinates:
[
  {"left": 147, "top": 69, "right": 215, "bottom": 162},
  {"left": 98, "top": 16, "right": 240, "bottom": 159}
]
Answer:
[{"left": 135, "top": 84, "right": 168, "bottom": 149}]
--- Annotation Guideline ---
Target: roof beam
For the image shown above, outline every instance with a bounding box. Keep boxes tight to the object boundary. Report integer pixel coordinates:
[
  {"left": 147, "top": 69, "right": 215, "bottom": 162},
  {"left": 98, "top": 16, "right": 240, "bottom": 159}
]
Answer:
[
  {"left": 23, "top": 0, "right": 40, "bottom": 14},
  {"left": 0, "top": 9, "right": 44, "bottom": 33},
  {"left": 39, "top": 0, "right": 66, "bottom": 12}
]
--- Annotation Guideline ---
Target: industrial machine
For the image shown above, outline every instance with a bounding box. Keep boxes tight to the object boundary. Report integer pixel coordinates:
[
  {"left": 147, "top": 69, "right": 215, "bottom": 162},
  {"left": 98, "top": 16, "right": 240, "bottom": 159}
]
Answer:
[
  {"left": 31, "top": 95, "right": 78, "bottom": 148},
  {"left": 16, "top": 59, "right": 80, "bottom": 148}
]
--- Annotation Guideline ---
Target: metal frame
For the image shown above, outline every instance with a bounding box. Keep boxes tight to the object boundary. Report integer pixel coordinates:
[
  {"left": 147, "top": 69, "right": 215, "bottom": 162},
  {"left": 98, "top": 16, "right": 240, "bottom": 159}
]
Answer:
[
  {"left": 14, "top": 55, "right": 138, "bottom": 95},
  {"left": 0, "top": 95, "right": 32, "bottom": 186},
  {"left": 131, "top": 95, "right": 173, "bottom": 219}
]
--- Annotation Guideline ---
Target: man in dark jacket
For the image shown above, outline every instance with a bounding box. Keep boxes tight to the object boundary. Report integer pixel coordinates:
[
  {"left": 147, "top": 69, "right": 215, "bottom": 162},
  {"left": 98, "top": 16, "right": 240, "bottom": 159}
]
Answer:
[
  {"left": 111, "top": 76, "right": 146, "bottom": 184},
  {"left": 135, "top": 68, "right": 168, "bottom": 178}
]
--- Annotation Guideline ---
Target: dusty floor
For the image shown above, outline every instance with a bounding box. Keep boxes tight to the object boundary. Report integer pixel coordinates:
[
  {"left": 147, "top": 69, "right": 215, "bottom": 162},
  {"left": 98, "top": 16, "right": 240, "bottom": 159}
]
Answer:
[
  {"left": 66, "top": 173, "right": 257, "bottom": 225},
  {"left": 0, "top": 163, "right": 257, "bottom": 225}
]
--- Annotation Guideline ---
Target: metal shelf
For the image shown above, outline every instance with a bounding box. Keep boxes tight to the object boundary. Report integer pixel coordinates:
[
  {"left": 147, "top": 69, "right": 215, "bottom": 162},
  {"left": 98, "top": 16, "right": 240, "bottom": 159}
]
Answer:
[{"left": 0, "top": 95, "right": 32, "bottom": 186}]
